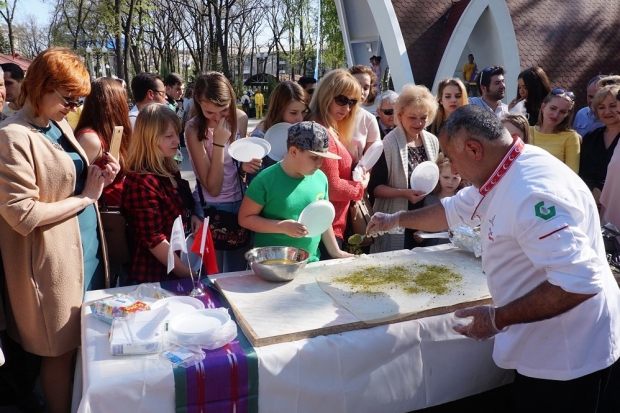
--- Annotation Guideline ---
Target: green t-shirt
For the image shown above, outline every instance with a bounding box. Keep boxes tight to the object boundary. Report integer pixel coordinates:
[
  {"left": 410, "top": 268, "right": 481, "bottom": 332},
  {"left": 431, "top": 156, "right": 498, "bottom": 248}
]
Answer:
[{"left": 245, "top": 163, "right": 329, "bottom": 262}]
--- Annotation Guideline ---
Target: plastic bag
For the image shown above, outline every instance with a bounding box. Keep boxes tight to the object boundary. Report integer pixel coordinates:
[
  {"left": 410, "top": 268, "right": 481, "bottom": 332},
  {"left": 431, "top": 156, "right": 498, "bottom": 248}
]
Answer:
[
  {"left": 127, "top": 283, "right": 176, "bottom": 301},
  {"left": 450, "top": 225, "right": 482, "bottom": 257}
]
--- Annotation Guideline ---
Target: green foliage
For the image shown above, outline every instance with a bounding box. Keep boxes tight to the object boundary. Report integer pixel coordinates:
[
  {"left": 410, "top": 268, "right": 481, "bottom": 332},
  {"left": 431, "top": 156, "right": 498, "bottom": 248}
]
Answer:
[
  {"left": 320, "top": 0, "right": 345, "bottom": 71},
  {"left": 0, "top": 31, "right": 10, "bottom": 54}
]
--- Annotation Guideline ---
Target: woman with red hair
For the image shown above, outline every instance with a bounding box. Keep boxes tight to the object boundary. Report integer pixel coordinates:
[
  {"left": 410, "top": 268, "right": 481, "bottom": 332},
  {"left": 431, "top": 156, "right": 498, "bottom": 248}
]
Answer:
[{"left": 0, "top": 48, "right": 119, "bottom": 413}]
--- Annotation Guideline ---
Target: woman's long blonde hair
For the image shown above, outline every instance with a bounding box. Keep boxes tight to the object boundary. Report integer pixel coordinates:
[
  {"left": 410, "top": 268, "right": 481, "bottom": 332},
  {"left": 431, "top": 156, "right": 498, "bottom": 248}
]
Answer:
[
  {"left": 429, "top": 78, "right": 468, "bottom": 135},
  {"left": 307, "top": 69, "right": 361, "bottom": 147},
  {"left": 126, "top": 104, "right": 180, "bottom": 177}
]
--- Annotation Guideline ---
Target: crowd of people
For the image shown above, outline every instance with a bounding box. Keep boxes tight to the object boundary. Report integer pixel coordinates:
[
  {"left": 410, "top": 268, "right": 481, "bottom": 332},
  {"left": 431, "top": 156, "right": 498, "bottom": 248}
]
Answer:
[{"left": 0, "top": 46, "right": 618, "bottom": 412}]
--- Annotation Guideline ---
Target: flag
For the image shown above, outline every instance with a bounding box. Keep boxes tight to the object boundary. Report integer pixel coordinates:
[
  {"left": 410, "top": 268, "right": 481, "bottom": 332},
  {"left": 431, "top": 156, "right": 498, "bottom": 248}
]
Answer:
[
  {"left": 167, "top": 216, "right": 187, "bottom": 273},
  {"left": 191, "top": 217, "right": 219, "bottom": 275}
]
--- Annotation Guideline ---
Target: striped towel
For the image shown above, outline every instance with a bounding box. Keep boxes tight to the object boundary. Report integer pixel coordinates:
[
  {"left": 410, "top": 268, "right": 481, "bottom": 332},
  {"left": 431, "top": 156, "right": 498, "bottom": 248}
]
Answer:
[{"left": 160, "top": 278, "right": 258, "bottom": 413}]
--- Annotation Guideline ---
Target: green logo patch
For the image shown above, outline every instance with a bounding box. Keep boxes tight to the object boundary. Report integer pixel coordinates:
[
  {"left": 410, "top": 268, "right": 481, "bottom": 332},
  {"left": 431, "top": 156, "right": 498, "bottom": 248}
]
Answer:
[{"left": 535, "top": 201, "right": 556, "bottom": 220}]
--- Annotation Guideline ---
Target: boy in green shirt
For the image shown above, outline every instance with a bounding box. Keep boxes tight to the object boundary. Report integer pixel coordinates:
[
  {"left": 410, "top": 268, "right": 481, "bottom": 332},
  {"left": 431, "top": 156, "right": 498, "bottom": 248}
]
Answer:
[{"left": 239, "top": 122, "right": 351, "bottom": 262}]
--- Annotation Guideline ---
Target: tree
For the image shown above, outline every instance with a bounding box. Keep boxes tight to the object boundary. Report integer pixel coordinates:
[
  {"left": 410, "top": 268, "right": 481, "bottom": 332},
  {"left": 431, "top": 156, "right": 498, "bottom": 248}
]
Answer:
[
  {"left": 0, "top": 0, "right": 18, "bottom": 55},
  {"left": 320, "top": 0, "right": 344, "bottom": 72},
  {"left": 15, "top": 14, "right": 48, "bottom": 58}
]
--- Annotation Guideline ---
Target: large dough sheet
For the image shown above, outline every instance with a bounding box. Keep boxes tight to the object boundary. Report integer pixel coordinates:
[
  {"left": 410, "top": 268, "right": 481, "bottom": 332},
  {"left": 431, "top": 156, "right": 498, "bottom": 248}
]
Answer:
[{"left": 315, "top": 248, "right": 490, "bottom": 323}]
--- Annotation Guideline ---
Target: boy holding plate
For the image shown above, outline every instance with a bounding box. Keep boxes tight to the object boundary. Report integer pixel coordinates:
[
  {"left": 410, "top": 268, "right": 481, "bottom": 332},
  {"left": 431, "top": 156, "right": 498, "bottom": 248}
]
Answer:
[{"left": 239, "top": 121, "right": 352, "bottom": 261}]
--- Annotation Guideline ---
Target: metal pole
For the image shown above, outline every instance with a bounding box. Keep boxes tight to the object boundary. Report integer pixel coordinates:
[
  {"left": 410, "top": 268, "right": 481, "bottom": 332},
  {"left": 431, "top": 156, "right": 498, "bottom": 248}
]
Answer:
[{"left": 313, "top": 0, "right": 321, "bottom": 80}]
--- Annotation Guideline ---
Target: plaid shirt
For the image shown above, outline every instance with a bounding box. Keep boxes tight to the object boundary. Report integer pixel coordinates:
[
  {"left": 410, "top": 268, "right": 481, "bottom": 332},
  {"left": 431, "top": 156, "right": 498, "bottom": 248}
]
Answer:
[{"left": 122, "top": 171, "right": 192, "bottom": 283}]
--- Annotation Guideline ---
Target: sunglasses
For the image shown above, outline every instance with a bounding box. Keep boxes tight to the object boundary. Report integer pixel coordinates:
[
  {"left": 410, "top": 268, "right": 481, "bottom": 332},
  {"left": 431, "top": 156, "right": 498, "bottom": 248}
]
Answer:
[
  {"left": 550, "top": 88, "right": 575, "bottom": 102},
  {"left": 334, "top": 95, "right": 357, "bottom": 108},
  {"left": 380, "top": 108, "right": 394, "bottom": 115},
  {"left": 307, "top": 88, "right": 315, "bottom": 95},
  {"left": 54, "top": 90, "right": 82, "bottom": 110},
  {"left": 151, "top": 89, "right": 166, "bottom": 97}
]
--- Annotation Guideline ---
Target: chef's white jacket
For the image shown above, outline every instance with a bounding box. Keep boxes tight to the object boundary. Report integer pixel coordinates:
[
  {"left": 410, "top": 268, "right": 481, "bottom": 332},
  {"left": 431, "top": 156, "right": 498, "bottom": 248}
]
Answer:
[{"left": 442, "top": 140, "right": 620, "bottom": 380}]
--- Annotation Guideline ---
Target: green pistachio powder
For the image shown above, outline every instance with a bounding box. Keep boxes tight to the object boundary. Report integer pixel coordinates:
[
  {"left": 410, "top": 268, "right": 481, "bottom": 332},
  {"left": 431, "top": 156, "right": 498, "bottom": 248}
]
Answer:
[{"left": 333, "top": 264, "right": 462, "bottom": 296}]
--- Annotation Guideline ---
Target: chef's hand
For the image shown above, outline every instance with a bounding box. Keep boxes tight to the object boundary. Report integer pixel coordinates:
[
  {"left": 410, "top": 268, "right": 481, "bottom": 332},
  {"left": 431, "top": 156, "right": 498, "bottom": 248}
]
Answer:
[
  {"left": 278, "top": 220, "right": 308, "bottom": 238},
  {"left": 366, "top": 211, "right": 403, "bottom": 236},
  {"left": 242, "top": 158, "right": 262, "bottom": 174},
  {"left": 453, "top": 305, "right": 506, "bottom": 341}
]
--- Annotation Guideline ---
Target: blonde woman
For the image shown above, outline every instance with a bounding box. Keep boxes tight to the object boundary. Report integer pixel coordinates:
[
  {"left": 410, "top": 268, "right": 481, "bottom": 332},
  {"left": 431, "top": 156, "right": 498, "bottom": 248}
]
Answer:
[
  {"left": 429, "top": 78, "right": 468, "bottom": 136},
  {"left": 307, "top": 69, "right": 368, "bottom": 252},
  {"left": 122, "top": 104, "right": 201, "bottom": 285},
  {"left": 369, "top": 84, "right": 440, "bottom": 253},
  {"left": 185, "top": 72, "right": 261, "bottom": 272},
  {"left": 530, "top": 88, "right": 580, "bottom": 172}
]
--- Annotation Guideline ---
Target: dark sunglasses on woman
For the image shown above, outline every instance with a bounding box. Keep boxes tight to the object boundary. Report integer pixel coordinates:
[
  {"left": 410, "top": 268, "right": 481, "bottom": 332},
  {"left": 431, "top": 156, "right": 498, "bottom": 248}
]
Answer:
[
  {"left": 334, "top": 95, "right": 358, "bottom": 108},
  {"left": 54, "top": 89, "right": 83, "bottom": 110}
]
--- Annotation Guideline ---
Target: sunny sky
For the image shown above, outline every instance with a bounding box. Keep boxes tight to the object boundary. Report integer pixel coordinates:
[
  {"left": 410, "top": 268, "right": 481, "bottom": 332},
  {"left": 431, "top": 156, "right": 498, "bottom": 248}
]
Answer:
[{"left": 13, "top": 0, "right": 53, "bottom": 26}]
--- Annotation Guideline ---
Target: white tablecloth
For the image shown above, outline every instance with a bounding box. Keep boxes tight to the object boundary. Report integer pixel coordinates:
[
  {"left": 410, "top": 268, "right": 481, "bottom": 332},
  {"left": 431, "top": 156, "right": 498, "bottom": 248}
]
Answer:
[{"left": 76, "top": 264, "right": 513, "bottom": 412}]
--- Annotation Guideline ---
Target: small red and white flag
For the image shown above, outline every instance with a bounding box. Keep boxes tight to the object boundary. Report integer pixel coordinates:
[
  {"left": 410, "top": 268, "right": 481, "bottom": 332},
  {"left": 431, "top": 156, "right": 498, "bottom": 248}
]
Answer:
[
  {"left": 191, "top": 217, "right": 219, "bottom": 275},
  {"left": 167, "top": 215, "right": 186, "bottom": 274}
]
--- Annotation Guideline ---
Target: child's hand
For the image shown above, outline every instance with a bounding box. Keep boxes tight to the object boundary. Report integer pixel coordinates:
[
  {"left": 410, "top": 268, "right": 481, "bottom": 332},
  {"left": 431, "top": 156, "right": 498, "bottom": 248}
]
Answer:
[
  {"left": 278, "top": 220, "right": 308, "bottom": 238},
  {"left": 330, "top": 249, "right": 353, "bottom": 259},
  {"left": 213, "top": 117, "right": 232, "bottom": 145},
  {"left": 242, "top": 158, "right": 262, "bottom": 174},
  {"left": 403, "top": 189, "right": 426, "bottom": 204}
]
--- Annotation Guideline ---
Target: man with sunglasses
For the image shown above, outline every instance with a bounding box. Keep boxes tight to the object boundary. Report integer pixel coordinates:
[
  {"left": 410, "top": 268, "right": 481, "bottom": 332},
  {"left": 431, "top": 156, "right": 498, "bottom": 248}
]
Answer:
[
  {"left": 128, "top": 72, "right": 167, "bottom": 129},
  {"left": 374, "top": 90, "right": 398, "bottom": 139},
  {"left": 368, "top": 105, "right": 620, "bottom": 412},
  {"left": 469, "top": 66, "right": 509, "bottom": 118},
  {"left": 298, "top": 76, "right": 317, "bottom": 102}
]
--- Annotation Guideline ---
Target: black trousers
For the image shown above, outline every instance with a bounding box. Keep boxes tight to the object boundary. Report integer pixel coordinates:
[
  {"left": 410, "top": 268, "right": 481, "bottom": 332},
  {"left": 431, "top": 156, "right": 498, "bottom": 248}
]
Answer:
[{"left": 513, "top": 357, "right": 620, "bottom": 413}]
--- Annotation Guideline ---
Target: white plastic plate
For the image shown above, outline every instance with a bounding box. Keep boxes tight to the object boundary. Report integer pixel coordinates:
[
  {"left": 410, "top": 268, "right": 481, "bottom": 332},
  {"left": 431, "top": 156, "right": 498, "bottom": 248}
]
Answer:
[
  {"left": 151, "top": 296, "right": 205, "bottom": 318},
  {"left": 358, "top": 141, "right": 384, "bottom": 169},
  {"left": 298, "top": 200, "right": 336, "bottom": 237},
  {"left": 409, "top": 161, "right": 439, "bottom": 195},
  {"left": 263, "top": 122, "right": 292, "bottom": 161},
  {"left": 168, "top": 309, "right": 230, "bottom": 338},
  {"left": 228, "top": 137, "right": 271, "bottom": 162}
]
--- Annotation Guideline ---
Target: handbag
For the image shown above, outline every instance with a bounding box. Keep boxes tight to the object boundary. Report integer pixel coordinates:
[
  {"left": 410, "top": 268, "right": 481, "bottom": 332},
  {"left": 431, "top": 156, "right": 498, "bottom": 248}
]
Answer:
[
  {"left": 347, "top": 191, "right": 374, "bottom": 247},
  {"left": 99, "top": 202, "right": 131, "bottom": 264},
  {"left": 196, "top": 160, "right": 250, "bottom": 251}
]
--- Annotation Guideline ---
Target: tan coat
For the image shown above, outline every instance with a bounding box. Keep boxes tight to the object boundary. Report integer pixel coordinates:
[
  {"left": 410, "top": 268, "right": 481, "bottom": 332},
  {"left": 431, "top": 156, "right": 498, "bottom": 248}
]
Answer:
[{"left": 0, "top": 111, "right": 109, "bottom": 357}]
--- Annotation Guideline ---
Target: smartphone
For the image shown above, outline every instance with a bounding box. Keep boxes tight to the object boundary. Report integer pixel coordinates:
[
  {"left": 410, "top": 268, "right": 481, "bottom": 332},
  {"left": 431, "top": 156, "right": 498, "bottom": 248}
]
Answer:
[{"left": 110, "top": 126, "right": 123, "bottom": 160}]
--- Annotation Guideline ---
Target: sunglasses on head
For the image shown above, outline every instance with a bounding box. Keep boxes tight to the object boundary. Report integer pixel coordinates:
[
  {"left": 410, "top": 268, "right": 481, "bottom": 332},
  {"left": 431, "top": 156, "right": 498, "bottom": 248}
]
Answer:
[
  {"left": 334, "top": 94, "right": 357, "bottom": 108},
  {"left": 550, "top": 88, "right": 575, "bottom": 102},
  {"left": 380, "top": 108, "right": 394, "bottom": 115},
  {"left": 54, "top": 90, "right": 82, "bottom": 110}
]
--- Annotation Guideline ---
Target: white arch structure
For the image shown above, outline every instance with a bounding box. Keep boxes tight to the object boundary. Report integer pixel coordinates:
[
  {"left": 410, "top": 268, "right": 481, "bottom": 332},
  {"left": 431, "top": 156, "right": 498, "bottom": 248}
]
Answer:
[{"left": 335, "top": 0, "right": 520, "bottom": 100}]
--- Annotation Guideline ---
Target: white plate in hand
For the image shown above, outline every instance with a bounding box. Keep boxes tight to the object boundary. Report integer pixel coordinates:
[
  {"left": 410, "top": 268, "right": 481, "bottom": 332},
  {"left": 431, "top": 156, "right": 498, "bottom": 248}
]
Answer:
[
  {"left": 409, "top": 161, "right": 439, "bottom": 195},
  {"left": 358, "top": 141, "right": 384, "bottom": 169},
  {"left": 298, "top": 200, "right": 335, "bottom": 237},
  {"left": 264, "top": 122, "right": 292, "bottom": 161},
  {"left": 228, "top": 137, "right": 271, "bottom": 162}
]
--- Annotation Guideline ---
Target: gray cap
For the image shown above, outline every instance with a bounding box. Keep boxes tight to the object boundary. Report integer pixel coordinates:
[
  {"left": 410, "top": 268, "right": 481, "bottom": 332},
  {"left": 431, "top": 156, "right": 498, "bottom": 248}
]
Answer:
[{"left": 287, "top": 121, "right": 341, "bottom": 160}]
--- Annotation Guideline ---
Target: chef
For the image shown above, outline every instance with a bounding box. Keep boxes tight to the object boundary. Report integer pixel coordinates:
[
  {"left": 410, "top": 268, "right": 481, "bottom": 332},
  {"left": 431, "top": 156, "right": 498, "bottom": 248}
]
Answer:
[{"left": 367, "top": 105, "right": 620, "bottom": 412}]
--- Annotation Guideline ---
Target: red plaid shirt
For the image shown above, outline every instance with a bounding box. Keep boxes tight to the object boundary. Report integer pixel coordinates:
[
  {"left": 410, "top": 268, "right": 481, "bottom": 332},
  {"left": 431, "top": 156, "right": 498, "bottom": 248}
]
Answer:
[{"left": 122, "top": 172, "right": 193, "bottom": 283}]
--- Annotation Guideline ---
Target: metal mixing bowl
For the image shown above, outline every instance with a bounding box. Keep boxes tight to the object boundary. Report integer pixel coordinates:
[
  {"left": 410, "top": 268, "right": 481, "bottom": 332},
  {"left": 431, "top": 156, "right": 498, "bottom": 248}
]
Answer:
[{"left": 244, "top": 246, "right": 310, "bottom": 282}]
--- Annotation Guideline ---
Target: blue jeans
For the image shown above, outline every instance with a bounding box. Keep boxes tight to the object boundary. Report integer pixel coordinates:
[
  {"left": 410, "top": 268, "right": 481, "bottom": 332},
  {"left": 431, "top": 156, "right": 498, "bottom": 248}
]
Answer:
[{"left": 198, "top": 200, "right": 249, "bottom": 273}]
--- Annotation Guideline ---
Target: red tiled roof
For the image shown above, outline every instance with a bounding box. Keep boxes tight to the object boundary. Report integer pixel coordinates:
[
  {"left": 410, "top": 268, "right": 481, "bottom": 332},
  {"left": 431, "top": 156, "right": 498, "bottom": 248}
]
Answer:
[
  {"left": 0, "top": 53, "right": 32, "bottom": 72},
  {"left": 392, "top": 0, "right": 620, "bottom": 109}
]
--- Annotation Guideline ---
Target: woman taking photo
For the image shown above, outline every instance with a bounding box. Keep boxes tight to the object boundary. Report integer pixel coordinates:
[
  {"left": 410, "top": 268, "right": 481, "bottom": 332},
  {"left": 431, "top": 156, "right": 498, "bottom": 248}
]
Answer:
[
  {"left": 508, "top": 66, "right": 551, "bottom": 126},
  {"left": 307, "top": 69, "right": 368, "bottom": 252},
  {"left": 185, "top": 72, "right": 261, "bottom": 272},
  {"left": 530, "top": 88, "right": 581, "bottom": 173},
  {"left": 122, "top": 104, "right": 200, "bottom": 285},
  {"left": 578, "top": 84, "right": 620, "bottom": 192},
  {"left": 0, "top": 48, "right": 119, "bottom": 413},
  {"left": 348, "top": 65, "right": 381, "bottom": 164},
  {"left": 75, "top": 77, "right": 132, "bottom": 206},
  {"left": 428, "top": 78, "right": 468, "bottom": 136},
  {"left": 369, "top": 84, "right": 440, "bottom": 253}
]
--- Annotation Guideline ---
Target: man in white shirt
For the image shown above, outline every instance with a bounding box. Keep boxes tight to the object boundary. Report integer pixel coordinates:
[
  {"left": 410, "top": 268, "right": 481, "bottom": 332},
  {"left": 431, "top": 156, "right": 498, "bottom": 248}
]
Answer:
[
  {"left": 469, "top": 66, "right": 509, "bottom": 118},
  {"left": 129, "top": 72, "right": 167, "bottom": 129},
  {"left": 368, "top": 105, "right": 620, "bottom": 412}
]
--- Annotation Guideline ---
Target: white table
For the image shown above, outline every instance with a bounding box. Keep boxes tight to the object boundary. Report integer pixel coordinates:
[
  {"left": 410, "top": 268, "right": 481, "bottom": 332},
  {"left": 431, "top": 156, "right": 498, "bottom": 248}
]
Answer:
[{"left": 75, "top": 250, "right": 513, "bottom": 413}]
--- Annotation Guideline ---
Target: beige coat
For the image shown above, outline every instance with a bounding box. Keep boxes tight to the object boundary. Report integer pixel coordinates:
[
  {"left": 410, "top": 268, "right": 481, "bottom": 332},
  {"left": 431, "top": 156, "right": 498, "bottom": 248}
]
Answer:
[
  {"left": 0, "top": 111, "right": 109, "bottom": 357},
  {"left": 370, "top": 127, "right": 439, "bottom": 253}
]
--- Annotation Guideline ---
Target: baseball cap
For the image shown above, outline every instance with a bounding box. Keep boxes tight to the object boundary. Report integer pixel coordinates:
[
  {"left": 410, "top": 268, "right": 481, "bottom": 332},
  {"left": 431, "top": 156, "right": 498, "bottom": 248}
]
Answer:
[{"left": 287, "top": 121, "right": 341, "bottom": 160}]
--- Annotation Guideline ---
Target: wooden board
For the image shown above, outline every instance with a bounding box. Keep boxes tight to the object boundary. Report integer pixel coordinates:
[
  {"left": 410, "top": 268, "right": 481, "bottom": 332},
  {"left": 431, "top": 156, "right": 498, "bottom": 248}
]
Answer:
[{"left": 213, "top": 247, "right": 491, "bottom": 347}]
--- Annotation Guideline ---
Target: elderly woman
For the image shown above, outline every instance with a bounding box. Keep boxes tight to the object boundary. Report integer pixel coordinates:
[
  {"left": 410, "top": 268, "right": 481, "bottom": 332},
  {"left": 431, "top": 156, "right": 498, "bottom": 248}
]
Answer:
[
  {"left": 578, "top": 84, "right": 620, "bottom": 192},
  {"left": 0, "top": 48, "right": 119, "bottom": 413},
  {"left": 369, "top": 84, "right": 440, "bottom": 253}
]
